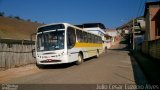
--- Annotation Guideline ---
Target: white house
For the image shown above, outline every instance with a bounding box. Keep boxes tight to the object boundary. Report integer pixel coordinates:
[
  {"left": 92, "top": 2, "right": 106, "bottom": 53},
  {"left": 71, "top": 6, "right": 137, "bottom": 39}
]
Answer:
[
  {"left": 106, "top": 29, "right": 119, "bottom": 41},
  {"left": 105, "top": 29, "right": 121, "bottom": 46}
]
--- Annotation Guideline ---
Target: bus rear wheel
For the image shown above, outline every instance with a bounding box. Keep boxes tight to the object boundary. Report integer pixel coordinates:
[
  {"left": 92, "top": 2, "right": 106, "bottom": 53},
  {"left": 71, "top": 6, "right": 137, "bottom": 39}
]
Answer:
[
  {"left": 95, "top": 50, "right": 99, "bottom": 58},
  {"left": 76, "top": 53, "right": 83, "bottom": 65}
]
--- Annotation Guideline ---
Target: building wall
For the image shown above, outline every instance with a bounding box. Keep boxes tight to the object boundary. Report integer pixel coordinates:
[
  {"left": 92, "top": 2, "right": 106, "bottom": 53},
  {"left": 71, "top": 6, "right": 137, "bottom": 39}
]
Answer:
[
  {"left": 155, "top": 10, "right": 160, "bottom": 39},
  {"left": 142, "top": 39, "right": 160, "bottom": 60},
  {"left": 150, "top": 8, "right": 159, "bottom": 40},
  {"left": 146, "top": 7, "right": 160, "bottom": 41},
  {"left": 151, "top": 20, "right": 156, "bottom": 40},
  {"left": 145, "top": 7, "right": 160, "bottom": 41}
]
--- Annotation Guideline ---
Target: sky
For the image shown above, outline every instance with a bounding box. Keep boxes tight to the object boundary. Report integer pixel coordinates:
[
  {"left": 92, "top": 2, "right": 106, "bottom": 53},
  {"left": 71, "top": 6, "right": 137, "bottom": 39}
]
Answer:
[{"left": 0, "top": 0, "right": 159, "bottom": 28}]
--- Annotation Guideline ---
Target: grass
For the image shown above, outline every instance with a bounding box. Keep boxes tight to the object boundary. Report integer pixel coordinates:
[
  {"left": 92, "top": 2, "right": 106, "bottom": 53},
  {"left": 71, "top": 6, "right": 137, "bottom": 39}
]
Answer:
[{"left": 0, "top": 16, "right": 42, "bottom": 40}]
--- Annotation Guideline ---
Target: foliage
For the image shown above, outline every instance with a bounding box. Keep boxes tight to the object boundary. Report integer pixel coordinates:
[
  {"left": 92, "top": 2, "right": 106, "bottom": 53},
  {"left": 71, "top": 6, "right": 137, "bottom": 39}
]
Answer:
[{"left": 0, "top": 12, "right": 5, "bottom": 16}]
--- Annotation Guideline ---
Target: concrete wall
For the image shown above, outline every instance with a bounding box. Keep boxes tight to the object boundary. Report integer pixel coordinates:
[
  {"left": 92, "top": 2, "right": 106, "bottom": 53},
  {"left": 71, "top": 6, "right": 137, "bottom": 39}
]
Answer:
[{"left": 142, "top": 39, "right": 160, "bottom": 60}]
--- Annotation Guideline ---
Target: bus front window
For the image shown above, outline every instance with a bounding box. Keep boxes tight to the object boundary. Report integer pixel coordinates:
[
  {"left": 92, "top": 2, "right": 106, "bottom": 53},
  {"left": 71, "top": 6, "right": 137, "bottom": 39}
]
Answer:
[{"left": 37, "top": 30, "right": 64, "bottom": 51}]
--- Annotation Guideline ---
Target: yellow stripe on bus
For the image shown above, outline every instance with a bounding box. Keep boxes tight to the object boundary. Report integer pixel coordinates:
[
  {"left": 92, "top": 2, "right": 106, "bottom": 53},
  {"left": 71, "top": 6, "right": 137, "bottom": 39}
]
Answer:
[{"left": 74, "top": 42, "right": 102, "bottom": 47}]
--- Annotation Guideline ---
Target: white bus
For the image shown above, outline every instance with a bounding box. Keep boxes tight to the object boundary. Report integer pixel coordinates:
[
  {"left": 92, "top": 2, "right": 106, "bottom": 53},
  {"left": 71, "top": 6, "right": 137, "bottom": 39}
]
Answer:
[{"left": 34, "top": 23, "right": 103, "bottom": 67}]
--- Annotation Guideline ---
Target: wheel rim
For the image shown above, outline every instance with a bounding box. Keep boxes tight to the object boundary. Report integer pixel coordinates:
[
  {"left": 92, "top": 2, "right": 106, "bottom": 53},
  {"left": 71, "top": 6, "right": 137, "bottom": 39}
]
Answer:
[
  {"left": 76, "top": 54, "right": 83, "bottom": 65},
  {"left": 78, "top": 55, "right": 82, "bottom": 63}
]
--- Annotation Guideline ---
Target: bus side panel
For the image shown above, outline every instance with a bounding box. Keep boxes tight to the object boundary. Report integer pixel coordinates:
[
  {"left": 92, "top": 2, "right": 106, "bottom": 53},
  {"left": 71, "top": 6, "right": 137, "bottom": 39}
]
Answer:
[{"left": 67, "top": 48, "right": 79, "bottom": 62}]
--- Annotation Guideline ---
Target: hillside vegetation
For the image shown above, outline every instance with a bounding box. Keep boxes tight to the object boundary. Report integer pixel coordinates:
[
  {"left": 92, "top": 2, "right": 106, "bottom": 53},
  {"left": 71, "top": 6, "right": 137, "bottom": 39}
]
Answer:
[{"left": 0, "top": 16, "right": 42, "bottom": 40}]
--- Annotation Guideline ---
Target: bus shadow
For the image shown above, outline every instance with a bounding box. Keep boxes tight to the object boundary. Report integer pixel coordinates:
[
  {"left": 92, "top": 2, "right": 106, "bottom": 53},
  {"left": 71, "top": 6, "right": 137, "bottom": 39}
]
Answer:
[
  {"left": 38, "top": 63, "right": 75, "bottom": 69},
  {"left": 84, "top": 56, "right": 97, "bottom": 62},
  {"left": 39, "top": 56, "right": 98, "bottom": 69}
]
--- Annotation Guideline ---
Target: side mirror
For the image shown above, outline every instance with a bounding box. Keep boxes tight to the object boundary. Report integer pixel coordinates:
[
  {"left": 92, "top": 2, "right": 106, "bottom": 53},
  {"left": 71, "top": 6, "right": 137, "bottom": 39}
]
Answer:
[{"left": 32, "top": 49, "right": 36, "bottom": 58}]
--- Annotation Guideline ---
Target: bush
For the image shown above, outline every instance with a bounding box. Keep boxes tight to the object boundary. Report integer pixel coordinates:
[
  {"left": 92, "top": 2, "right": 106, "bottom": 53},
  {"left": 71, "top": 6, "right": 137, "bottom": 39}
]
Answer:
[
  {"left": 14, "top": 16, "right": 21, "bottom": 20},
  {"left": 8, "top": 15, "right": 13, "bottom": 18},
  {"left": 27, "top": 19, "right": 31, "bottom": 22},
  {"left": 0, "top": 12, "right": 5, "bottom": 16}
]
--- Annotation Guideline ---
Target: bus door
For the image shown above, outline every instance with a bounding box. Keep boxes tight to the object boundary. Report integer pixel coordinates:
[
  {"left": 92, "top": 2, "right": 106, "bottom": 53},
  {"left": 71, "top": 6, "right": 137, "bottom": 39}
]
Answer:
[{"left": 67, "top": 27, "right": 77, "bottom": 62}]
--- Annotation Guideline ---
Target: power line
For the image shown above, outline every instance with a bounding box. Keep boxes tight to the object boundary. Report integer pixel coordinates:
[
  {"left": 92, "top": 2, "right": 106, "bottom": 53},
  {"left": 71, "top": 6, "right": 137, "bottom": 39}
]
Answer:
[
  {"left": 137, "top": 0, "right": 144, "bottom": 17},
  {"left": 137, "top": 0, "right": 146, "bottom": 17},
  {"left": 139, "top": 0, "right": 147, "bottom": 16},
  {"left": 137, "top": 0, "right": 159, "bottom": 17}
]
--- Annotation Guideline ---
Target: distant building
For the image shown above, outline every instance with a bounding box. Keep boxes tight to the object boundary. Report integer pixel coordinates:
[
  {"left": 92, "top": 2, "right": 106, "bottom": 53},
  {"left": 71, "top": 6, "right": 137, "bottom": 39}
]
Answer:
[
  {"left": 75, "top": 23, "right": 106, "bottom": 36},
  {"left": 117, "top": 17, "right": 145, "bottom": 34},
  {"left": 105, "top": 29, "right": 120, "bottom": 46},
  {"left": 105, "top": 29, "right": 119, "bottom": 37},
  {"left": 144, "top": 1, "right": 160, "bottom": 41}
]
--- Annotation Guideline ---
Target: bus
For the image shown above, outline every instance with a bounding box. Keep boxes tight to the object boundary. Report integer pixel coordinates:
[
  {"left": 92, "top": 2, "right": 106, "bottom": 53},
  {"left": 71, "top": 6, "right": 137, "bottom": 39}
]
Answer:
[
  {"left": 75, "top": 23, "right": 108, "bottom": 52},
  {"left": 34, "top": 23, "right": 103, "bottom": 67}
]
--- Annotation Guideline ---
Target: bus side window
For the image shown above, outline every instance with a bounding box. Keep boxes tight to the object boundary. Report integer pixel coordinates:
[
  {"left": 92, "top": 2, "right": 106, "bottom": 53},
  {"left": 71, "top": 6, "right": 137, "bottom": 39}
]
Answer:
[
  {"left": 80, "top": 31, "right": 84, "bottom": 42},
  {"left": 76, "top": 29, "right": 83, "bottom": 42},
  {"left": 92, "top": 35, "right": 95, "bottom": 43},
  {"left": 82, "top": 32, "right": 86, "bottom": 42},
  {"left": 67, "top": 27, "right": 76, "bottom": 49},
  {"left": 88, "top": 33, "right": 91, "bottom": 43}
]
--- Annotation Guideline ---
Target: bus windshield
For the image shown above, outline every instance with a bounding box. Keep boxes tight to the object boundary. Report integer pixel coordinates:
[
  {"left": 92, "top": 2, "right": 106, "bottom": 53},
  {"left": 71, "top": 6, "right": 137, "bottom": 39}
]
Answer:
[{"left": 37, "top": 30, "right": 65, "bottom": 51}]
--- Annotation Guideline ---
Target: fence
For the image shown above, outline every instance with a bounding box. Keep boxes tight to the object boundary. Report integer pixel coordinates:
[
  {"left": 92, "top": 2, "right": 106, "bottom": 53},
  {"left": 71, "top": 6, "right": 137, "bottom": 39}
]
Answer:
[
  {"left": 0, "top": 39, "right": 35, "bottom": 70},
  {"left": 141, "top": 39, "right": 160, "bottom": 60}
]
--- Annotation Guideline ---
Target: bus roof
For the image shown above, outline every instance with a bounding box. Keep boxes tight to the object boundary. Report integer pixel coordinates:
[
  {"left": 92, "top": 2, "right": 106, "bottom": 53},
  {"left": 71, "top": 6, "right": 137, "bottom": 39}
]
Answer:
[{"left": 37, "top": 23, "right": 101, "bottom": 37}]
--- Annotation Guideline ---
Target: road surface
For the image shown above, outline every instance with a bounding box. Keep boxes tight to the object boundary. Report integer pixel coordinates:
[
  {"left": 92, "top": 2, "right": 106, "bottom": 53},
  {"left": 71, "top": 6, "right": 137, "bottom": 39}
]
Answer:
[{"left": 0, "top": 43, "right": 148, "bottom": 86}]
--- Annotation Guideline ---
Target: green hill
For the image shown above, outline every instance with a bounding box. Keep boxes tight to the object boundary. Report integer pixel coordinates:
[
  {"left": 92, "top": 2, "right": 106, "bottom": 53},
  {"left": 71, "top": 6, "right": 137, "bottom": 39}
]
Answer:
[{"left": 0, "top": 16, "right": 42, "bottom": 40}]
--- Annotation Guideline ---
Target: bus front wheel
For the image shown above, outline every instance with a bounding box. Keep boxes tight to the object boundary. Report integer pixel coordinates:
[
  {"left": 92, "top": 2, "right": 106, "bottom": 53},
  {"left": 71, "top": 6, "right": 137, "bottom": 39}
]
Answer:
[{"left": 76, "top": 53, "right": 83, "bottom": 65}]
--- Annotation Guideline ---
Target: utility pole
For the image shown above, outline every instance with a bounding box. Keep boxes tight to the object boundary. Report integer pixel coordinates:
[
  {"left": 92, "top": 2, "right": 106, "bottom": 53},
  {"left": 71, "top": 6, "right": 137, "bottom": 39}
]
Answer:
[{"left": 132, "top": 19, "right": 135, "bottom": 50}]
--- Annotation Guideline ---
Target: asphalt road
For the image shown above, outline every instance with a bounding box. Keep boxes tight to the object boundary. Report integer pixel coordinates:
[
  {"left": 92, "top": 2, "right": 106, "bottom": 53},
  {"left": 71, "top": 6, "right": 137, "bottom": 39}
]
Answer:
[{"left": 1, "top": 43, "right": 148, "bottom": 86}]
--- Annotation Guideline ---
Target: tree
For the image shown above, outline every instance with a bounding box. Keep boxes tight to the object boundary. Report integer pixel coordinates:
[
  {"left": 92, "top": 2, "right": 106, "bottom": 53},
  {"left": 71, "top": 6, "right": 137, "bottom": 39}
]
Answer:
[
  {"left": 0, "top": 12, "right": 5, "bottom": 16},
  {"left": 8, "top": 15, "right": 13, "bottom": 18},
  {"left": 27, "top": 19, "right": 31, "bottom": 22},
  {"left": 34, "top": 21, "right": 38, "bottom": 23},
  {"left": 14, "top": 16, "right": 21, "bottom": 20}
]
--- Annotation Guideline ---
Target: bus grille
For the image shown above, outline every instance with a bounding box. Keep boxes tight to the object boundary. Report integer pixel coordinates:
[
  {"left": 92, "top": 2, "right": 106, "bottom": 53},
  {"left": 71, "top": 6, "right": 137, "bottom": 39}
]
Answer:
[{"left": 40, "top": 59, "right": 61, "bottom": 63}]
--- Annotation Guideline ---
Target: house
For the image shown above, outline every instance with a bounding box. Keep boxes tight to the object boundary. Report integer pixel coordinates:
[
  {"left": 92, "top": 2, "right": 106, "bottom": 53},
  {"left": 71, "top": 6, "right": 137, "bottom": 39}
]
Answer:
[
  {"left": 141, "top": 1, "right": 160, "bottom": 60},
  {"left": 116, "top": 17, "right": 145, "bottom": 40},
  {"left": 106, "top": 29, "right": 119, "bottom": 38},
  {"left": 105, "top": 29, "right": 121, "bottom": 45},
  {"left": 144, "top": 1, "right": 160, "bottom": 41}
]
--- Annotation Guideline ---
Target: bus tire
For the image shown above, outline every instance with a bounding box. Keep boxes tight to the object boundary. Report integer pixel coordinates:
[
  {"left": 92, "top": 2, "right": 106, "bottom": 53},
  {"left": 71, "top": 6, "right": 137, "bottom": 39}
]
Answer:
[
  {"left": 95, "top": 50, "right": 99, "bottom": 58},
  {"left": 76, "top": 53, "right": 83, "bottom": 65}
]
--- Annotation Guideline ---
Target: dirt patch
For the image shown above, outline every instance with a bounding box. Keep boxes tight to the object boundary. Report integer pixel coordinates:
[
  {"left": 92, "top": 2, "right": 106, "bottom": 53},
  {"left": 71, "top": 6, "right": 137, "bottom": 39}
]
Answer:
[{"left": 0, "top": 64, "right": 41, "bottom": 83}]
